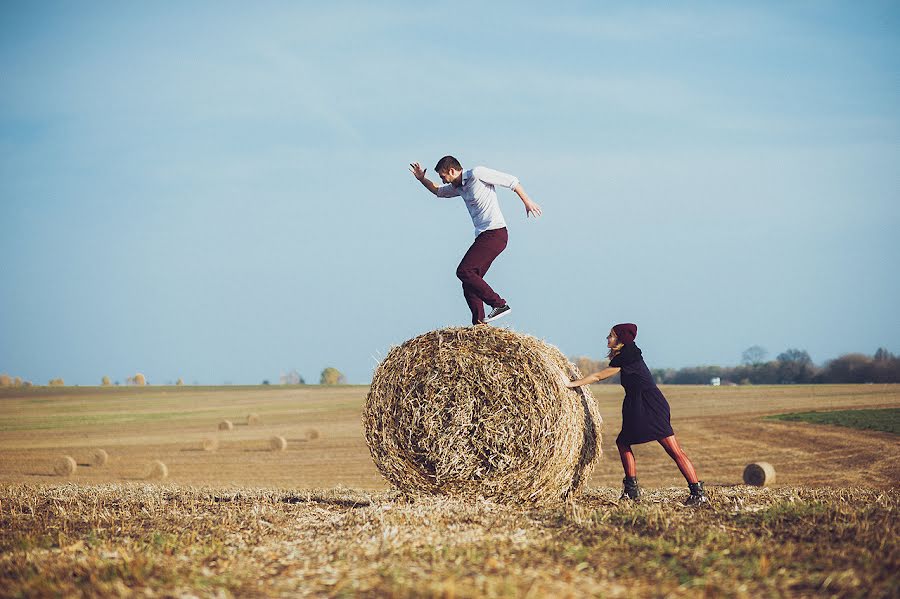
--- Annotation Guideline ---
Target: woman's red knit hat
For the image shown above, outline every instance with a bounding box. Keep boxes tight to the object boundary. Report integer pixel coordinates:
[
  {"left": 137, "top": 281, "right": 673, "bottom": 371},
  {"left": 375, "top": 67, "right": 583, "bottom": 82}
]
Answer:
[{"left": 613, "top": 323, "right": 638, "bottom": 344}]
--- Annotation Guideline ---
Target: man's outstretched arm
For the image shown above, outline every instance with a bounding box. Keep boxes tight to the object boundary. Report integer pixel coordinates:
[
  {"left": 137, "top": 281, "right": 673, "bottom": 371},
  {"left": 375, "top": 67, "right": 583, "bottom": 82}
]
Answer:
[
  {"left": 473, "top": 166, "right": 542, "bottom": 217},
  {"left": 409, "top": 162, "right": 441, "bottom": 195},
  {"left": 513, "top": 183, "right": 543, "bottom": 218}
]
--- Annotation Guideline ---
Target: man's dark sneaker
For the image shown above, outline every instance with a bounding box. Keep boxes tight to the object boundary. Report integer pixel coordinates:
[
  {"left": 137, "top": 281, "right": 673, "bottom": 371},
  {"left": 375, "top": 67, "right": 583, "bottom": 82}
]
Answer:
[
  {"left": 484, "top": 304, "right": 512, "bottom": 323},
  {"left": 620, "top": 476, "right": 641, "bottom": 501},
  {"left": 684, "top": 481, "right": 709, "bottom": 506}
]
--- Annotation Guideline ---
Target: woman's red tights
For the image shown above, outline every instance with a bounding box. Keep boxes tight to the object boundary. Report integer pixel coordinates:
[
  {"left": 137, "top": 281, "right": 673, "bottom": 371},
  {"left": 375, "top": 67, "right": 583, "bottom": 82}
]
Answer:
[{"left": 616, "top": 435, "right": 699, "bottom": 484}]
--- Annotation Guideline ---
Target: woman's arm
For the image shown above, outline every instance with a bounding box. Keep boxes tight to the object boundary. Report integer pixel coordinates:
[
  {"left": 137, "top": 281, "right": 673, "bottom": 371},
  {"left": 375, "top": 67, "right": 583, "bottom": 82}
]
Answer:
[{"left": 566, "top": 367, "right": 621, "bottom": 388}]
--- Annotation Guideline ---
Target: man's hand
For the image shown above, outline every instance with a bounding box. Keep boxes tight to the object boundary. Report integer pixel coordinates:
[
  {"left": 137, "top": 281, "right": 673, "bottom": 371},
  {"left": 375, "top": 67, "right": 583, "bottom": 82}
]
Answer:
[
  {"left": 524, "top": 199, "right": 543, "bottom": 218},
  {"left": 409, "top": 162, "right": 427, "bottom": 181}
]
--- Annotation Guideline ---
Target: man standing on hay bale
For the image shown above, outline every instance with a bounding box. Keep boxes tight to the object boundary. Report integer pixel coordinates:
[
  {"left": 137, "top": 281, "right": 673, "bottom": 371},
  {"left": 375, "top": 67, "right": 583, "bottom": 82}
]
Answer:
[
  {"left": 567, "top": 323, "right": 709, "bottom": 506},
  {"left": 409, "top": 156, "right": 542, "bottom": 325}
]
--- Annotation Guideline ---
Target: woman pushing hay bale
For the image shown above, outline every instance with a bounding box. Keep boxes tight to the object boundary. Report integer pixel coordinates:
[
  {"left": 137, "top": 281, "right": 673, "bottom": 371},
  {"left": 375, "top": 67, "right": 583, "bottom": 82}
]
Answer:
[{"left": 364, "top": 326, "right": 602, "bottom": 503}]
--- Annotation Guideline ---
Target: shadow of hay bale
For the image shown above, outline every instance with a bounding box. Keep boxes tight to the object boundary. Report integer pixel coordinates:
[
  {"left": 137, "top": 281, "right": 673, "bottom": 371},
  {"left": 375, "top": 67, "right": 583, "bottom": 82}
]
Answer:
[{"left": 364, "top": 326, "right": 603, "bottom": 504}]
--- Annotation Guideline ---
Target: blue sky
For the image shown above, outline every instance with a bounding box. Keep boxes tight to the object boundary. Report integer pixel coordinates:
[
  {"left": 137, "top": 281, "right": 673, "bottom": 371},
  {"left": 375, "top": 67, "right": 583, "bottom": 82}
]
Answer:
[{"left": 2, "top": 2, "right": 898, "bottom": 384}]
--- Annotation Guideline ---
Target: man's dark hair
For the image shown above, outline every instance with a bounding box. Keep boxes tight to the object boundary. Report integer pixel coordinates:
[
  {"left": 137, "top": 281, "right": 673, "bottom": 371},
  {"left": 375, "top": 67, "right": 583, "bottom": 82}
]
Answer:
[{"left": 435, "top": 155, "right": 462, "bottom": 173}]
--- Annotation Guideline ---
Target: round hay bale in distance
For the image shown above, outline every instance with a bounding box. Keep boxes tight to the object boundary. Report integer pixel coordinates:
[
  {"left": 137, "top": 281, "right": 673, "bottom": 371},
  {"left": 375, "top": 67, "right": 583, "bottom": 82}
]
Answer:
[
  {"left": 364, "top": 326, "right": 603, "bottom": 503},
  {"left": 246, "top": 413, "right": 260, "bottom": 425},
  {"left": 201, "top": 437, "right": 219, "bottom": 452},
  {"left": 218, "top": 420, "right": 234, "bottom": 431},
  {"left": 91, "top": 448, "right": 109, "bottom": 467},
  {"left": 147, "top": 460, "right": 169, "bottom": 479},
  {"left": 269, "top": 435, "right": 287, "bottom": 451},
  {"left": 54, "top": 455, "right": 77, "bottom": 476},
  {"left": 743, "top": 462, "right": 776, "bottom": 486},
  {"left": 304, "top": 428, "right": 320, "bottom": 441}
]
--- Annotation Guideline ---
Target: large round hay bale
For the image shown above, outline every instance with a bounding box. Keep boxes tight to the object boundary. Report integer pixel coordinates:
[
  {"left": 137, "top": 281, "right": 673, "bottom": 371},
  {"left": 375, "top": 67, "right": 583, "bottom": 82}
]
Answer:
[
  {"left": 304, "top": 428, "right": 320, "bottom": 441},
  {"left": 364, "top": 326, "right": 603, "bottom": 503},
  {"left": 246, "top": 413, "right": 260, "bottom": 425},
  {"left": 201, "top": 437, "right": 219, "bottom": 452},
  {"left": 147, "top": 460, "right": 169, "bottom": 479},
  {"left": 91, "top": 448, "right": 109, "bottom": 467},
  {"left": 743, "top": 462, "right": 776, "bottom": 486},
  {"left": 218, "top": 420, "right": 234, "bottom": 431},
  {"left": 54, "top": 455, "right": 77, "bottom": 476},
  {"left": 269, "top": 435, "right": 287, "bottom": 451}
]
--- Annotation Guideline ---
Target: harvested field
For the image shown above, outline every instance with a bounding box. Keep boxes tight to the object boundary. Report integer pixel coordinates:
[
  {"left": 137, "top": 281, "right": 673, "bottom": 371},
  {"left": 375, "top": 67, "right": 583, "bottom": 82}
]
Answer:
[
  {"left": 0, "top": 384, "right": 896, "bottom": 489},
  {"left": 0, "top": 484, "right": 896, "bottom": 597},
  {"left": 0, "top": 384, "right": 897, "bottom": 597}
]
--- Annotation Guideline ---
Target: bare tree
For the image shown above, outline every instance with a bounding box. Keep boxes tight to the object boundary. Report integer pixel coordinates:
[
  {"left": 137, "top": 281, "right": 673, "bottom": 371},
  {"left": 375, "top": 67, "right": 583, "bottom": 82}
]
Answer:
[
  {"left": 742, "top": 346, "right": 768, "bottom": 366},
  {"left": 280, "top": 370, "right": 305, "bottom": 385}
]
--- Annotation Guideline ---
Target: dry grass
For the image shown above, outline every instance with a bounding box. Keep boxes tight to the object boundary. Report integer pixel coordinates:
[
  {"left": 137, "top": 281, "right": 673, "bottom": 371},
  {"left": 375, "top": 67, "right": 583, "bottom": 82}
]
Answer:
[
  {"left": 270, "top": 436, "right": 287, "bottom": 451},
  {"left": 52, "top": 456, "right": 76, "bottom": 476},
  {"left": 146, "top": 461, "right": 168, "bottom": 480},
  {"left": 217, "top": 419, "right": 233, "bottom": 431},
  {"left": 0, "top": 483, "right": 895, "bottom": 598},
  {"left": 365, "top": 327, "right": 602, "bottom": 503}
]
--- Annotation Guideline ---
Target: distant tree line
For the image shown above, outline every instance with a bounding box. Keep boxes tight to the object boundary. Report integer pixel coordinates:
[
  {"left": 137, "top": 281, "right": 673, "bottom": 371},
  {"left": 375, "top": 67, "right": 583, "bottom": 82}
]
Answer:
[
  {"left": 571, "top": 347, "right": 900, "bottom": 385},
  {"left": 278, "top": 367, "right": 347, "bottom": 385}
]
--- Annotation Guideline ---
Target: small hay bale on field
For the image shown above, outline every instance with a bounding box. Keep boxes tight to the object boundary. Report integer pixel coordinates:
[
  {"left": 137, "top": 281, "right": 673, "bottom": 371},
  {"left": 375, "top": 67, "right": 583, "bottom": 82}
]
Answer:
[
  {"left": 91, "top": 448, "right": 109, "bottom": 467},
  {"left": 218, "top": 420, "right": 234, "bottom": 431},
  {"left": 364, "top": 326, "right": 602, "bottom": 503},
  {"left": 304, "top": 428, "right": 320, "bottom": 441},
  {"left": 744, "top": 462, "right": 776, "bottom": 486},
  {"left": 246, "top": 413, "right": 260, "bottom": 425},
  {"left": 147, "top": 460, "right": 169, "bottom": 479},
  {"left": 201, "top": 437, "right": 219, "bottom": 452},
  {"left": 54, "top": 455, "right": 77, "bottom": 476},
  {"left": 269, "top": 435, "right": 287, "bottom": 451}
]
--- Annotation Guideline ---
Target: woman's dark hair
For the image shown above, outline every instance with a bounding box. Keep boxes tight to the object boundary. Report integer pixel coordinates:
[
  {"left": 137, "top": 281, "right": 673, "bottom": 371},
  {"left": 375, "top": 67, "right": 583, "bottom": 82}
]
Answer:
[{"left": 435, "top": 155, "right": 462, "bottom": 173}]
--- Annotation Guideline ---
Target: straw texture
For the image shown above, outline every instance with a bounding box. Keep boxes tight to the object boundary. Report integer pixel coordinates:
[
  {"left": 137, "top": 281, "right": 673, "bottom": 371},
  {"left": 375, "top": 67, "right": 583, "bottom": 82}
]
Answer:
[{"left": 364, "top": 326, "right": 602, "bottom": 503}]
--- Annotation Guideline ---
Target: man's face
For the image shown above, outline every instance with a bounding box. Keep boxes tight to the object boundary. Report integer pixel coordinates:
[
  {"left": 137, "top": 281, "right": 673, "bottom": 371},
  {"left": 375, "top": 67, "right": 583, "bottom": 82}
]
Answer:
[{"left": 438, "top": 167, "right": 462, "bottom": 185}]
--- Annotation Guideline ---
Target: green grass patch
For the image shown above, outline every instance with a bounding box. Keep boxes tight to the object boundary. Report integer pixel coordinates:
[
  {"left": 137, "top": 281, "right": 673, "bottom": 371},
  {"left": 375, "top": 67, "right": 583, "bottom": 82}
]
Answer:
[{"left": 768, "top": 408, "right": 900, "bottom": 435}]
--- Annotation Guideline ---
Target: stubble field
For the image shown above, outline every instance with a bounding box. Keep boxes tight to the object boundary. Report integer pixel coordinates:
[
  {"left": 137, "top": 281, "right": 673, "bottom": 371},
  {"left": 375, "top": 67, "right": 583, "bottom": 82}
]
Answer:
[{"left": 1, "top": 384, "right": 897, "bottom": 597}]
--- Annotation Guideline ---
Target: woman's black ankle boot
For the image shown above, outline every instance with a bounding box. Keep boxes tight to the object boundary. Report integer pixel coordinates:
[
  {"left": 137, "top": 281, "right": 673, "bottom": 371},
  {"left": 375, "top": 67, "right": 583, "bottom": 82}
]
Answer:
[
  {"left": 684, "top": 481, "right": 709, "bottom": 506},
  {"left": 620, "top": 476, "right": 641, "bottom": 501}
]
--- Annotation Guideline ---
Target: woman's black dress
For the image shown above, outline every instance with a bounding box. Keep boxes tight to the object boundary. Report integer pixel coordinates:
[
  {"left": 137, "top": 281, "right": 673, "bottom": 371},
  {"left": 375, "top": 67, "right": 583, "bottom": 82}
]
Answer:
[{"left": 610, "top": 342, "right": 674, "bottom": 445}]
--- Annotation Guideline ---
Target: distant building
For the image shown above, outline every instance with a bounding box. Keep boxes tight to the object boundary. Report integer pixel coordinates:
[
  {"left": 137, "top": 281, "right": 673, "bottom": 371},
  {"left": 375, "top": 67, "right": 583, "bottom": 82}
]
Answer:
[{"left": 710, "top": 377, "right": 721, "bottom": 386}]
